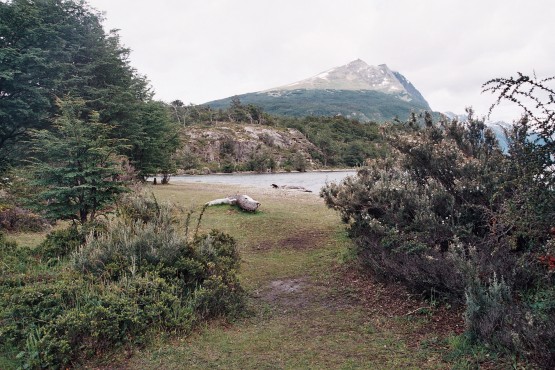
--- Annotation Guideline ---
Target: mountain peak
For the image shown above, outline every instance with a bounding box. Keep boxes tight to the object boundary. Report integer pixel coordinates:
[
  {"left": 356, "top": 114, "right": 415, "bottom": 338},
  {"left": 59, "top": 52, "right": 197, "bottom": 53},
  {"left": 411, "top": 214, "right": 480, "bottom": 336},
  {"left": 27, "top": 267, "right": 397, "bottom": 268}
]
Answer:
[
  {"left": 205, "top": 59, "right": 431, "bottom": 122},
  {"left": 347, "top": 58, "right": 370, "bottom": 68},
  {"left": 271, "top": 60, "right": 416, "bottom": 99}
]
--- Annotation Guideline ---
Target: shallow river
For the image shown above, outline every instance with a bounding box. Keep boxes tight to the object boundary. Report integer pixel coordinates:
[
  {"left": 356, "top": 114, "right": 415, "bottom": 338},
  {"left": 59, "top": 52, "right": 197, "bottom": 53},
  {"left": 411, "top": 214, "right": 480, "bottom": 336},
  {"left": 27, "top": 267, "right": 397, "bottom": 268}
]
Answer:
[{"left": 168, "top": 170, "right": 357, "bottom": 194}]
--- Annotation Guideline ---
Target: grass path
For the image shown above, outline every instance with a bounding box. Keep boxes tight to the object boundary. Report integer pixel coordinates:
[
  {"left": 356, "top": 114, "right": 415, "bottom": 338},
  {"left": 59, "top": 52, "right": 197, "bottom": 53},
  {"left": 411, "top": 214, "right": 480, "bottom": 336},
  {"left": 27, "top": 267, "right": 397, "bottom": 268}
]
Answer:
[{"left": 120, "top": 183, "right": 464, "bottom": 369}]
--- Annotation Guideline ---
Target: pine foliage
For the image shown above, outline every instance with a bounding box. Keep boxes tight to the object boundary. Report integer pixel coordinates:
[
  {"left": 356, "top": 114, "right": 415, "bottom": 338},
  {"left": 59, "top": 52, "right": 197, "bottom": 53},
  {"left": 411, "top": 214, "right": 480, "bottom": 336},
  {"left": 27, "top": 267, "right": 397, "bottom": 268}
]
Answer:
[{"left": 30, "top": 98, "right": 128, "bottom": 224}]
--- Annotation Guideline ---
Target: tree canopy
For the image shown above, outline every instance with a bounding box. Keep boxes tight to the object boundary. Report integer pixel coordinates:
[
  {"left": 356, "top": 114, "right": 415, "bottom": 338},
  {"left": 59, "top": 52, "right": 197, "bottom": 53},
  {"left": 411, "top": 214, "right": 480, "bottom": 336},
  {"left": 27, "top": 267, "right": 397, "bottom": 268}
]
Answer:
[{"left": 0, "top": 0, "right": 176, "bottom": 178}]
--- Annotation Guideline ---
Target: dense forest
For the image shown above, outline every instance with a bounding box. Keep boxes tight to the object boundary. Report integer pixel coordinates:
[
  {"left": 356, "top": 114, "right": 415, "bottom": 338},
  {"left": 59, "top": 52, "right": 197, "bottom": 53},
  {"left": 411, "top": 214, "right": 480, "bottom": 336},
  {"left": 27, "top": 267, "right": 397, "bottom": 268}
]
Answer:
[{"left": 0, "top": 0, "right": 554, "bottom": 368}]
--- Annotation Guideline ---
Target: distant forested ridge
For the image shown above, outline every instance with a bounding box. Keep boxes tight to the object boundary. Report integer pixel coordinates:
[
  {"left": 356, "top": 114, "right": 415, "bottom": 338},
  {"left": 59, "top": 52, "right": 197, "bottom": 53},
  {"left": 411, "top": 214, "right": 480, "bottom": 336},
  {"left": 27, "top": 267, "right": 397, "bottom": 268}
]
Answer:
[{"left": 205, "top": 89, "right": 431, "bottom": 123}]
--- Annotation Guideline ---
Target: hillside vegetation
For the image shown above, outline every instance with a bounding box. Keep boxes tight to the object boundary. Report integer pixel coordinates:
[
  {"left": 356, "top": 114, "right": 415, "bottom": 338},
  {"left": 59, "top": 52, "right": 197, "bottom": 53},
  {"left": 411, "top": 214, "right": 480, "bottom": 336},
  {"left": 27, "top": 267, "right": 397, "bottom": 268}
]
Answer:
[
  {"left": 171, "top": 100, "right": 390, "bottom": 173},
  {"left": 206, "top": 89, "right": 430, "bottom": 122}
]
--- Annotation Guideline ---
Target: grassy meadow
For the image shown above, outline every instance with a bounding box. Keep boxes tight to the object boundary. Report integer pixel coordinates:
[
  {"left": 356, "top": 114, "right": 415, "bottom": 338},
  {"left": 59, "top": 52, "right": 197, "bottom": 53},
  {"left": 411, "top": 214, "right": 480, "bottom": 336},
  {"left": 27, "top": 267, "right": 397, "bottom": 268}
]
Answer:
[
  {"left": 3, "top": 182, "right": 503, "bottom": 369},
  {"left": 117, "top": 182, "right": 474, "bottom": 369}
]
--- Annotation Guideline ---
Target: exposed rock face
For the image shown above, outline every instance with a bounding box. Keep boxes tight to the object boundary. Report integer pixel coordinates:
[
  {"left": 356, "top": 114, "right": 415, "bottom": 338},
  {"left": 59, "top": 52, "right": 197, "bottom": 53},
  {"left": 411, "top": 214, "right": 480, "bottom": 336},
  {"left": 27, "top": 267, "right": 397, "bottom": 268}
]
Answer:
[
  {"left": 276, "top": 60, "right": 405, "bottom": 93},
  {"left": 270, "top": 59, "right": 429, "bottom": 108},
  {"left": 178, "top": 123, "right": 322, "bottom": 172}
]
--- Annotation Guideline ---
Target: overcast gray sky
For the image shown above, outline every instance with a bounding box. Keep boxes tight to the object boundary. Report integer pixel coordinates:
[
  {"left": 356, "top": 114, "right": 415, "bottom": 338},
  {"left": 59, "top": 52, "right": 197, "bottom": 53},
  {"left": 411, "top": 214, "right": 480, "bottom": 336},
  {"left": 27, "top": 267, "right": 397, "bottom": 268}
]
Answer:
[{"left": 86, "top": 0, "right": 554, "bottom": 122}]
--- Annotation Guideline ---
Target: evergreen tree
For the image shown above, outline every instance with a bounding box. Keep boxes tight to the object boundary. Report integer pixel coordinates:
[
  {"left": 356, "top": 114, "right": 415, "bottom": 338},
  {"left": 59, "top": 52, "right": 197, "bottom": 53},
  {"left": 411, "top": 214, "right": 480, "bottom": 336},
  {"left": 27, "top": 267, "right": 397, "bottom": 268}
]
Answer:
[
  {"left": 30, "top": 98, "right": 127, "bottom": 224},
  {"left": 130, "top": 101, "right": 180, "bottom": 181},
  {"left": 0, "top": 0, "right": 169, "bottom": 179}
]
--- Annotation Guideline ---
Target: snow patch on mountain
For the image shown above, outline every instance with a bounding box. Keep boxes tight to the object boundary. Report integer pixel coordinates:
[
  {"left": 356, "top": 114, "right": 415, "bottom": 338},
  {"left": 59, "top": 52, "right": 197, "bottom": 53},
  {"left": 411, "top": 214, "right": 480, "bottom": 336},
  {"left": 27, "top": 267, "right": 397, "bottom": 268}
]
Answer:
[{"left": 269, "top": 59, "right": 414, "bottom": 97}]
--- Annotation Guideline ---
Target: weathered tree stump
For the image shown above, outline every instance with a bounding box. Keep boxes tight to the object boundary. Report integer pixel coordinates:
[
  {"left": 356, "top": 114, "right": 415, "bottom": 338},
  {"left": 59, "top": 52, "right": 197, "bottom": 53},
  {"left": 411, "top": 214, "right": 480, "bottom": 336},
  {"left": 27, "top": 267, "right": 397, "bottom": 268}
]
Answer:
[
  {"left": 161, "top": 173, "right": 171, "bottom": 184},
  {"left": 205, "top": 194, "right": 260, "bottom": 212}
]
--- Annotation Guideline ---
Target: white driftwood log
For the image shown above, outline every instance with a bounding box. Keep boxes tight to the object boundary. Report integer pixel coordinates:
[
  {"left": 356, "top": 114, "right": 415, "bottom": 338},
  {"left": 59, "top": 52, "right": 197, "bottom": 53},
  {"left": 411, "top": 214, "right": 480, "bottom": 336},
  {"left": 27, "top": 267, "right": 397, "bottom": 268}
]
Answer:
[
  {"left": 271, "top": 184, "right": 312, "bottom": 192},
  {"left": 205, "top": 198, "right": 234, "bottom": 206},
  {"left": 205, "top": 194, "right": 261, "bottom": 212}
]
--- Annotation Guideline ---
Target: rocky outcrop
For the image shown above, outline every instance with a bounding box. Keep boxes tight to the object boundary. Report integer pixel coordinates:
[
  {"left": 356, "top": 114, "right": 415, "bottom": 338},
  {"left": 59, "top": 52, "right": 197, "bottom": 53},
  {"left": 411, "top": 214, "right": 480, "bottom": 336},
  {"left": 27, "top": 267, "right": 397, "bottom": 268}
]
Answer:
[{"left": 177, "top": 123, "right": 322, "bottom": 173}]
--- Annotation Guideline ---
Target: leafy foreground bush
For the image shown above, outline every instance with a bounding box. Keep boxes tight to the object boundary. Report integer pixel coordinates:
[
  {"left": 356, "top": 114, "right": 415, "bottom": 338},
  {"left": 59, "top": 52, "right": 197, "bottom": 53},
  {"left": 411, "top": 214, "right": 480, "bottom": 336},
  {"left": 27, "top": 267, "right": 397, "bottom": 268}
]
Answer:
[
  {"left": 322, "top": 111, "right": 555, "bottom": 366},
  {"left": 0, "top": 196, "right": 245, "bottom": 368}
]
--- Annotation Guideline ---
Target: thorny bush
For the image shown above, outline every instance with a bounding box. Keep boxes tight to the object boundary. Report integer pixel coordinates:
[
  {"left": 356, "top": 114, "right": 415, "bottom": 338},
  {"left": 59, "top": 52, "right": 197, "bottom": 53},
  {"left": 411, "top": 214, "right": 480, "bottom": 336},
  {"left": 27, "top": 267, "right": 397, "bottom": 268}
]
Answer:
[{"left": 323, "top": 100, "right": 555, "bottom": 366}]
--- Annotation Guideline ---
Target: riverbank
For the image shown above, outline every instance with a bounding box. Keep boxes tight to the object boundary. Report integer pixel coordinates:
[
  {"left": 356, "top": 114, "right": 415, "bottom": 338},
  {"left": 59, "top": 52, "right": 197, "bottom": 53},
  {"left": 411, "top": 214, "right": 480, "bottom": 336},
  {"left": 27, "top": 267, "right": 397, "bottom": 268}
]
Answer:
[{"left": 154, "top": 170, "right": 357, "bottom": 194}]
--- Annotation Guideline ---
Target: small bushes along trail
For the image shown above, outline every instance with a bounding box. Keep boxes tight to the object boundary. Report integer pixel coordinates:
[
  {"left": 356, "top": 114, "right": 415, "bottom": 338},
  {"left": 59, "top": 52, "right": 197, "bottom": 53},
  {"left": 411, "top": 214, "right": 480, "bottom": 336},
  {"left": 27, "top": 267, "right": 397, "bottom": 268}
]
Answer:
[
  {"left": 122, "top": 183, "right": 489, "bottom": 369},
  {"left": 0, "top": 192, "right": 245, "bottom": 369},
  {"left": 3, "top": 183, "right": 509, "bottom": 368}
]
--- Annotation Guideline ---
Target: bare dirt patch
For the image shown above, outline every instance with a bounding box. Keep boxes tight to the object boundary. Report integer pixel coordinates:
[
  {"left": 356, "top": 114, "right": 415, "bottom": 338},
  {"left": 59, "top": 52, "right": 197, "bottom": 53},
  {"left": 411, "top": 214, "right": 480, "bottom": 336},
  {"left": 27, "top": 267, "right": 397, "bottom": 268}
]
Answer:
[
  {"left": 270, "top": 279, "right": 305, "bottom": 293},
  {"left": 255, "top": 277, "right": 310, "bottom": 312},
  {"left": 277, "top": 230, "right": 327, "bottom": 250},
  {"left": 251, "top": 229, "right": 328, "bottom": 251}
]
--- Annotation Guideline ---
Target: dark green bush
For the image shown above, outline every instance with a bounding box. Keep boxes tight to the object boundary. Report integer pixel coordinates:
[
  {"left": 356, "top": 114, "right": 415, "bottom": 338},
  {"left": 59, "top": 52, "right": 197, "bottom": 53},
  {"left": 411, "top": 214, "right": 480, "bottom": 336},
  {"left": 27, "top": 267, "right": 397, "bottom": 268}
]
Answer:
[
  {"left": 1, "top": 274, "right": 197, "bottom": 368},
  {"left": 0, "top": 194, "right": 245, "bottom": 368},
  {"left": 0, "top": 231, "right": 16, "bottom": 252},
  {"left": 0, "top": 232, "right": 35, "bottom": 276},
  {"left": 36, "top": 225, "right": 84, "bottom": 260},
  {"left": 220, "top": 160, "right": 236, "bottom": 173},
  {"left": 323, "top": 111, "right": 555, "bottom": 366},
  {"left": 245, "top": 149, "right": 277, "bottom": 173}
]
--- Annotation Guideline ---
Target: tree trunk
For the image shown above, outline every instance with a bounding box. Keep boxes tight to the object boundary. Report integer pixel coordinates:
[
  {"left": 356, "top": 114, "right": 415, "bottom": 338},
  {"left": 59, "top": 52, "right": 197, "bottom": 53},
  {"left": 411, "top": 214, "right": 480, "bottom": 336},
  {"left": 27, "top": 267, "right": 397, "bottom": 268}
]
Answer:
[
  {"left": 271, "top": 184, "right": 312, "bottom": 192},
  {"left": 205, "top": 194, "right": 260, "bottom": 212},
  {"left": 233, "top": 194, "right": 260, "bottom": 212}
]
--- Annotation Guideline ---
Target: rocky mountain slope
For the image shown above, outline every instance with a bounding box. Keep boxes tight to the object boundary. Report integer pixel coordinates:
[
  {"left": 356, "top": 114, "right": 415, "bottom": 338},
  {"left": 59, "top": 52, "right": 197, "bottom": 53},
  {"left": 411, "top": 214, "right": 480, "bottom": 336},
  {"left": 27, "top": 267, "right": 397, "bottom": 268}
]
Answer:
[
  {"left": 273, "top": 59, "right": 429, "bottom": 107},
  {"left": 177, "top": 123, "right": 323, "bottom": 173},
  {"left": 205, "top": 59, "right": 431, "bottom": 122}
]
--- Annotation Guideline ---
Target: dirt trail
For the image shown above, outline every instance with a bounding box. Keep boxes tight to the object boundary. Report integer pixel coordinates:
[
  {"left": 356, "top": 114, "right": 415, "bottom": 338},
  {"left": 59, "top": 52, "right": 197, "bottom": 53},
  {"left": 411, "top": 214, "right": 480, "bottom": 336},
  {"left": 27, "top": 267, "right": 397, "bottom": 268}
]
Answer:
[{"left": 123, "top": 184, "right": 466, "bottom": 369}]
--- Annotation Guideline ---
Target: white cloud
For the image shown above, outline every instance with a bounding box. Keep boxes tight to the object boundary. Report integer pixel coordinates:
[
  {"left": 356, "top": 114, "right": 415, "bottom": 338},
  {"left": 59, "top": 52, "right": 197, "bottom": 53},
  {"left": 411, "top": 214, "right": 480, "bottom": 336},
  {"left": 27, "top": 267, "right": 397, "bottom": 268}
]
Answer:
[{"left": 87, "top": 0, "right": 555, "bottom": 122}]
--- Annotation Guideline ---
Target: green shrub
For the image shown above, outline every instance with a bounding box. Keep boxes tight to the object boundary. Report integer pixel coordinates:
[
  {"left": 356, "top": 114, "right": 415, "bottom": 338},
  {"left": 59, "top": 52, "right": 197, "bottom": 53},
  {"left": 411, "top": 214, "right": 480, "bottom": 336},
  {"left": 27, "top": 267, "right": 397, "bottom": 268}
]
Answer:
[
  {"left": 0, "top": 231, "right": 16, "bottom": 252},
  {"left": 221, "top": 160, "right": 235, "bottom": 173},
  {"left": 1, "top": 274, "right": 196, "bottom": 368},
  {"left": 464, "top": 272, "right": 512, "bottom": 343},
  {"left": 323, "top": 111, "right": 555, "bottom": 366},
  {"left": 246, "top": 149, "right": 276, "bottom": 173},
  {"left": 36, "top": 225, "right": 84, "bottom": 260},
  {"left": 0, "top": 194, "right": 245, "bottom": 368},
  {"left": 0, "top": 232, "right": 34, "bottom": 276},
  {"left": 117, "top": 190, "right": 166, "bottom": 224}
]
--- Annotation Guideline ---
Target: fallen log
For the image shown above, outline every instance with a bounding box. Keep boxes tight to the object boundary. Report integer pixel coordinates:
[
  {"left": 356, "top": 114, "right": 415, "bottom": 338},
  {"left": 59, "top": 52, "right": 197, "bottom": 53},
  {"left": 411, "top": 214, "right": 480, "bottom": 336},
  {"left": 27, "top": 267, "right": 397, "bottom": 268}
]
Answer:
[
  {"left": 205, "top": 198, "right": 235, "bottom": 206},
  {"left": 205, "top": 194, "right": 261, "bottom": 212},
  {"left": 271, "top": 184, "right": 312, "bottom": 192}
]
